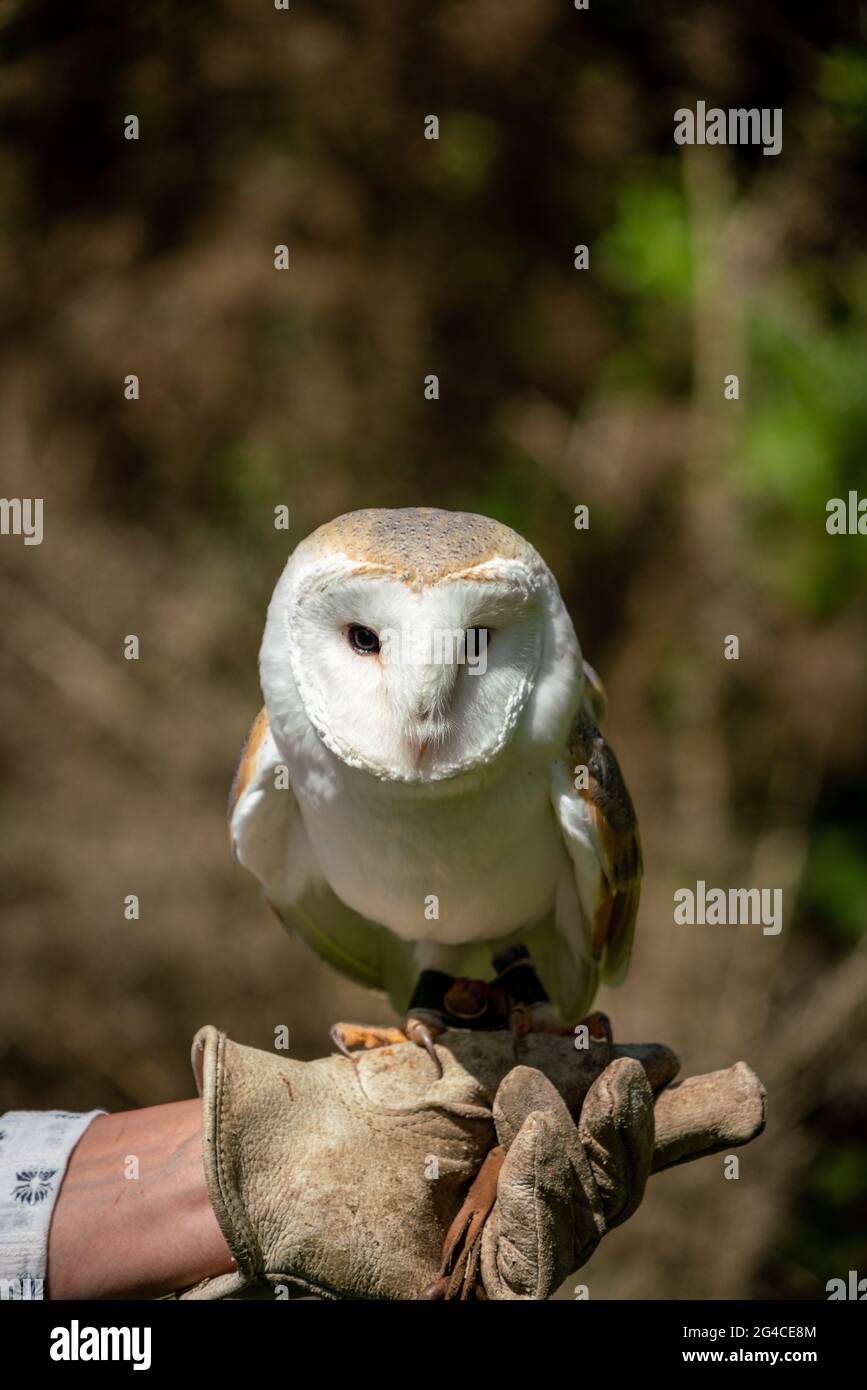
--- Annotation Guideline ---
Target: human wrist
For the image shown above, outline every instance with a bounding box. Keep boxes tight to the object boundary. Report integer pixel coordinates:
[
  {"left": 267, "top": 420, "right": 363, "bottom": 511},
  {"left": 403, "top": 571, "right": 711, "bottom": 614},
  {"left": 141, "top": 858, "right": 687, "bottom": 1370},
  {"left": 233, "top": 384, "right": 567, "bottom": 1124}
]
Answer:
[{"left": 47, "top": 1098, "right": 233, "bottom": 1299}]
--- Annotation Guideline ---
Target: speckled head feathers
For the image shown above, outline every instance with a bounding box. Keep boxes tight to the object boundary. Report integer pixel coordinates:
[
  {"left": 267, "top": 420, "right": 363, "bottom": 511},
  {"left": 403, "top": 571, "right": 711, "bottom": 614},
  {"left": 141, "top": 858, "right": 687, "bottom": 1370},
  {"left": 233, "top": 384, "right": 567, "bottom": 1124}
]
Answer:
[
  {"left": 260, "top": 505, "right": 581, "bottom": 786},
  {"left": 293, "top": 507, "right": 539, "bottom": 587}
]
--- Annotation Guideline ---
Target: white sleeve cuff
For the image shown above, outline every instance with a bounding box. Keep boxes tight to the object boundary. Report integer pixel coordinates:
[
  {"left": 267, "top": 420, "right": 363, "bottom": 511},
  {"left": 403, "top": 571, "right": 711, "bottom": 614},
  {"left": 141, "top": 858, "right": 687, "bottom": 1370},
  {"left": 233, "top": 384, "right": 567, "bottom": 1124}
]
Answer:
[{"left": 0, "top": 1108, "right": 105, "bottom": 1300}]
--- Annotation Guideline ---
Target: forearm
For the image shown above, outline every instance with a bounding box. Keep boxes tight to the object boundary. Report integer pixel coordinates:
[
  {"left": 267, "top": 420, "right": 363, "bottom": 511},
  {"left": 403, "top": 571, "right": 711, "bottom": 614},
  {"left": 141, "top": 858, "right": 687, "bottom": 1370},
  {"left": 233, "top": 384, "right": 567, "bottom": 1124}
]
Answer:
[{"left": 47, "top": 1099, "right": 233, "bottom": 1299}]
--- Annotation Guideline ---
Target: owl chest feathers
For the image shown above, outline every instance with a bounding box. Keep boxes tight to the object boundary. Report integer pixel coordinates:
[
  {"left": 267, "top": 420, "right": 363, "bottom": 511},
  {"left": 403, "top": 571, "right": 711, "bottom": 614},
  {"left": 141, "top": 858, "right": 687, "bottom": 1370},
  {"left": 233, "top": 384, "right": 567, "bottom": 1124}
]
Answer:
[{"left": 293, "top": 751, "right": 566, "bottom": 945}]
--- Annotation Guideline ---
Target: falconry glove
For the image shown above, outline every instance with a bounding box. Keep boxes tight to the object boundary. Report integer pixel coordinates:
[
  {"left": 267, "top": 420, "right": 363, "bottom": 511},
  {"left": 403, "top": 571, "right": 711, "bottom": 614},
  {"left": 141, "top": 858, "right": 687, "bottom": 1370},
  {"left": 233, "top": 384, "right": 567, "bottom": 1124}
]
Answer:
[{"left": 175, "top": 1025, "right": 765, "bottom": 1301}]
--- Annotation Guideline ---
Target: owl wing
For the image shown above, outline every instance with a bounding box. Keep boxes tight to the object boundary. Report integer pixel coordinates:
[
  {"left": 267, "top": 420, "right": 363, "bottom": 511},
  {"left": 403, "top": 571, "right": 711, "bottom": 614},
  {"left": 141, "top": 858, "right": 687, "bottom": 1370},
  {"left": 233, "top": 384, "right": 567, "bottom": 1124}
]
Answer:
[
  {"left": 229, "top": 708, "right": 418, "bottom": 1009},
  {"left": 229, "top": 708, "right": 306, "bottom": 895},
  {"left": 550, "top": 669, "right": 642, "bottom": 991}
]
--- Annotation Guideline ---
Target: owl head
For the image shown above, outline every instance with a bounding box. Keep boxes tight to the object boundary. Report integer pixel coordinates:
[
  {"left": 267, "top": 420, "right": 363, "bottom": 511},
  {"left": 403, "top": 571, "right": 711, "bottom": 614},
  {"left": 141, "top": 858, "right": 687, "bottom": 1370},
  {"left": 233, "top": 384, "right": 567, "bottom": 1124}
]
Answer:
[{"left": 259, "top": 508, "right": 581, "bottom": 785}]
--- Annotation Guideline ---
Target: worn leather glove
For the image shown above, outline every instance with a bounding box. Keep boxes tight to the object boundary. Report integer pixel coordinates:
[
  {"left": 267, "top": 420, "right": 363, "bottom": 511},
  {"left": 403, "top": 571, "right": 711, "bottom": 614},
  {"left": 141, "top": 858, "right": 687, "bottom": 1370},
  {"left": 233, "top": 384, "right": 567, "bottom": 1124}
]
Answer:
[
  {"left": 479, "top": 1060, "right": 668, "bottom": 1298},
  {"left": 176, "top": 1024, "right": 765, "bottom": 1300}
]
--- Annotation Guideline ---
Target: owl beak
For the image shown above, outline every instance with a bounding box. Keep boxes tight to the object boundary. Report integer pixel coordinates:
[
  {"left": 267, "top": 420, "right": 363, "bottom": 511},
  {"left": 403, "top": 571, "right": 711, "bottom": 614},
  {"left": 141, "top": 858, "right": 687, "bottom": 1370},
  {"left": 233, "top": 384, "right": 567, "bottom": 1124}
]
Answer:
[
  {"left": 409, "top": 706, "right": 434, "bottom": 765},
  {"left": 407, "top": 707, "right": 442, "bottom": 767},
  {"left": 401, "top": 659, "right": 458, "bottom": 766}
]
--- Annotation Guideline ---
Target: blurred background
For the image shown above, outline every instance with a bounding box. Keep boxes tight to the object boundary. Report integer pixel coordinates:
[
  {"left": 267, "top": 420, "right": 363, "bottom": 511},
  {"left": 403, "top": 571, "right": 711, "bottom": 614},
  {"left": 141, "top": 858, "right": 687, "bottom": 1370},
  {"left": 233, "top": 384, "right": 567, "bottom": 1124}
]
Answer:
[{"left": 1, "top": 0, "right": 865, "bottom": 1299}]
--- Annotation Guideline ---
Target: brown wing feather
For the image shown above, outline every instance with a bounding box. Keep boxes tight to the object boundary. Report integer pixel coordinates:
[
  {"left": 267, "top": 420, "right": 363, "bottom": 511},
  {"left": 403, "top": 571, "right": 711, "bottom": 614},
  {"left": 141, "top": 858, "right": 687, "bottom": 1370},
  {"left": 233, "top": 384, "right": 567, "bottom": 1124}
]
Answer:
[
  {"left": 568, "top": 702, "right": 642, "bottom": 983},
  {"left": 228, "top": 707, "right": 271, "bottom": 828},
  {"left": 581, "top": 659, "right": 608, "bottom": 724}
]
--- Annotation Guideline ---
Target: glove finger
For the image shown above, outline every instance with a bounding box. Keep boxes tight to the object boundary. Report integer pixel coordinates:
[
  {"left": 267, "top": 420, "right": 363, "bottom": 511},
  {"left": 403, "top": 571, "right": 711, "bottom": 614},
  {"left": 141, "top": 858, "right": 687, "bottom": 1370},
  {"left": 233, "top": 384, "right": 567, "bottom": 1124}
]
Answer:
[
  {"left": 578, "top": 1057, "right": 655, "bottom": 1229},
  {"left": 479, "top": 1041, "right": 678, "bottom": 1137},
  {"left": 484, "top": 1066, "right": 610, "bottom": 1299},
  {"left": 492, "top": 1063, "right": 574, "bottom": 1151},
  {"left": 481, "top": 1107, "right": 604, "bottom": 1299},
  {"left": 612, "top": 1041, "right": 681, "bottom": 1092}
]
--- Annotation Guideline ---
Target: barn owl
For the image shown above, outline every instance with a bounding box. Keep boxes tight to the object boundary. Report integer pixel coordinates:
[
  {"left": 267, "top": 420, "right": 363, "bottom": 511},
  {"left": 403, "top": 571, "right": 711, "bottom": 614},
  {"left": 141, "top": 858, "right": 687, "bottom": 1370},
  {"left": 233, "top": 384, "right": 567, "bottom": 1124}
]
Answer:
[{"left": 230, "top": 508, "right": 641, "bottom": 1071}]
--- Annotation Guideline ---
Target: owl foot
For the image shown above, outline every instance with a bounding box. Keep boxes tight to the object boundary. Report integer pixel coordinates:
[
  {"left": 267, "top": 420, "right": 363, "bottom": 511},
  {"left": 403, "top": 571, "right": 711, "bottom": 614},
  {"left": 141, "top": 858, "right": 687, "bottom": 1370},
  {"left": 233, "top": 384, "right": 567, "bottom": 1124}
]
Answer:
[
  {"left": 488, "top": 946, "right": 613, "bottom": 1056},
  {"left": 508, "top": 1003, "right": 612, "bottom": 1040},
  {"left": 329, "top": 1022, "right": 408, "bottom": 1056},
  {"left": 405, "top": 1014, "right": 446, "bottom": 1078},
  {"left": 508, "top": 1003, "right": 613, "bottom": 1064},
  {"left": 408, "top": 970, "right": 511, "bottom": 1030},
  {"left": 329, "top": 1017, "right": 446, "bottom": 1078}
]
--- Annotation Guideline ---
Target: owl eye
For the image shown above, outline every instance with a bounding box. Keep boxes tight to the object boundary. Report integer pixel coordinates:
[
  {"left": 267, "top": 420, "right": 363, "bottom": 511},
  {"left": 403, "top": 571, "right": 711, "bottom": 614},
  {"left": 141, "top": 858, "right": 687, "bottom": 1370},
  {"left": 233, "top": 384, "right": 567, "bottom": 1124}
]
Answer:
[
  {"left": 465, "top": 627, "right": 490, "bottom": 652},
  {"left": 345, "top": 623, "right": 381, "bottom": 655}
]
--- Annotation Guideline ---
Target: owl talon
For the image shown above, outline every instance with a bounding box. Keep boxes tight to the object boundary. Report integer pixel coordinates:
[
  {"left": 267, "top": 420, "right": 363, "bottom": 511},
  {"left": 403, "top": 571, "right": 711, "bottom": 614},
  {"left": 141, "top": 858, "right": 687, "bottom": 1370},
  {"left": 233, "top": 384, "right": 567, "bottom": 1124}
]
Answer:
[
  {"left": 330, "top": 1023, "right": 357, "bottom": 1062},
  {"left": 329, "top": 1018, "right": 444, "bottom": 1075},
  {"left": 508, "top": 1004, "right": 614, "bottom": 1061},
  {"left": 508, "top": 1002, "right": 530, "bottom": 1061},
  {"left": 404, "top": 1016, "right": 445, "bottom": 1078},
  {"left": 582, "top": 1009, "right": 613, "bottom": 1047}
]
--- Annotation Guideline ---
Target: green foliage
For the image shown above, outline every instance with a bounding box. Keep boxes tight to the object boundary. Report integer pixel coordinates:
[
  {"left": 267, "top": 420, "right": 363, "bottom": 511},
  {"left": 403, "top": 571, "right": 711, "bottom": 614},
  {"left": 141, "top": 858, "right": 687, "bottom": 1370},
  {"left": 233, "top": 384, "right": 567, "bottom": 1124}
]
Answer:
[
  {"left": 801, "top": 829, "right": 867, "bottom": 947},
  {"left": 779, "top": 1139, "right": 867, "bottom": 1289},
  {"left": 430, "top": 111, "right": 500, "bottom": 198},
  {"left": 818, "top": 47, "right": 867, "bottom": 129},
  {"left": 736, "top": 277, "right": 867, "bottom": 615},
  {"left": 599, "top": 169, "right": 692, "bottom": 306}
]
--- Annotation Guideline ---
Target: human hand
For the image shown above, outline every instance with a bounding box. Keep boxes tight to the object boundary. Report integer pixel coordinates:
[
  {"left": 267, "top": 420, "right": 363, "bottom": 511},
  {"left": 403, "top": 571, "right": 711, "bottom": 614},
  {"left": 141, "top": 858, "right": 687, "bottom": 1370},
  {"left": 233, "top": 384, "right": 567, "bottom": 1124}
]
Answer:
[{"left": 176, "top": 1024, "right": 765, "bottom": 1300}]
